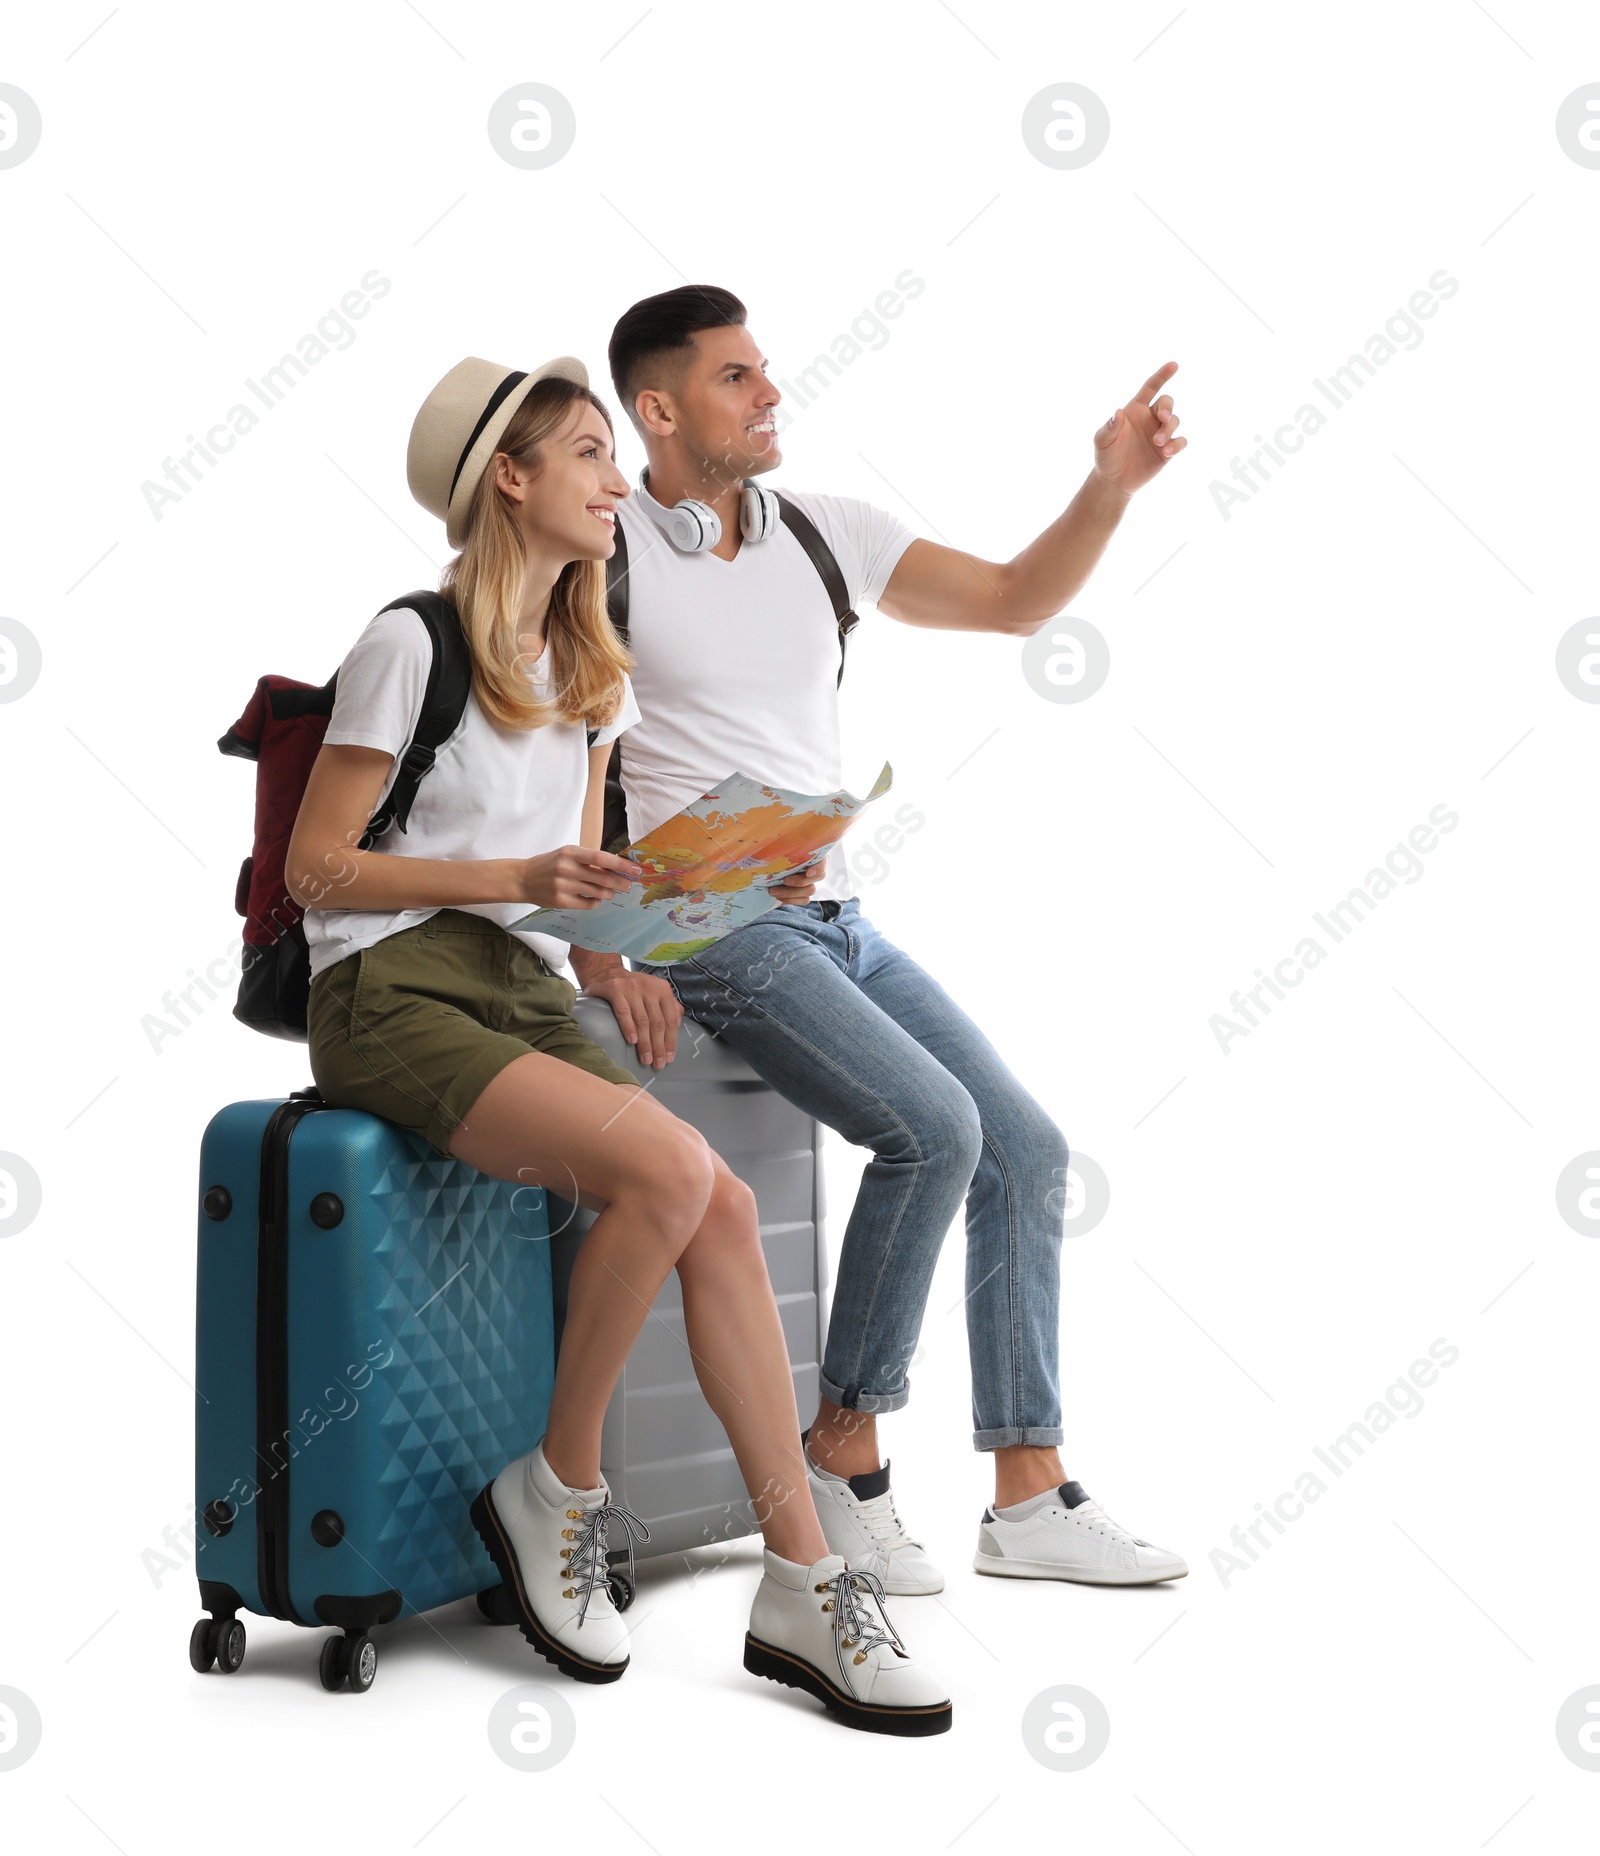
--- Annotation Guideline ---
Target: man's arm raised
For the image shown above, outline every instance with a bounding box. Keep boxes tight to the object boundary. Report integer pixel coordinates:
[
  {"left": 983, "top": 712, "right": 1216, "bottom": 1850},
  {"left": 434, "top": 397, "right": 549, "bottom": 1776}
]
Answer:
[{"left": 876, "top": 362, "right": 1185, "bottom": 637}]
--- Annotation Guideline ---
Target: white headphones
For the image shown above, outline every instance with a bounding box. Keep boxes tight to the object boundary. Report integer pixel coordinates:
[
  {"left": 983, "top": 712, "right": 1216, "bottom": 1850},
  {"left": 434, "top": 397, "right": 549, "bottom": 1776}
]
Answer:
[{"left": 643, "top": 470, "right": 781, "bottom": 553}]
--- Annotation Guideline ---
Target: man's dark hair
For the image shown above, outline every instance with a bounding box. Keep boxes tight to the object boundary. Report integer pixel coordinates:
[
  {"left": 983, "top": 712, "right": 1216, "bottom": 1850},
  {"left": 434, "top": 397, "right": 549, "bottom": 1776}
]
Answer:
[{"left": 608, "top": 285, "right": 747, "bottom": 420}]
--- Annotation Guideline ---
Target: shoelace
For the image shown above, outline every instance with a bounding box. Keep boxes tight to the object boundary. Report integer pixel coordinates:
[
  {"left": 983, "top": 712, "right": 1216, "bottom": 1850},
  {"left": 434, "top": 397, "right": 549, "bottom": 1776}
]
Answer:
[
  {"left": 852, "top": 1485, "right": 922, "bottom": 1554},
  {"left": 818, "top": 1566, "right": 905, "bottom": 1687},
  {"left": 561, "top": 1497, "right": 651, "bottom": 1626},
  {"left": 1069, "top": 1499, "right": 1150, "bottom": 1549}
]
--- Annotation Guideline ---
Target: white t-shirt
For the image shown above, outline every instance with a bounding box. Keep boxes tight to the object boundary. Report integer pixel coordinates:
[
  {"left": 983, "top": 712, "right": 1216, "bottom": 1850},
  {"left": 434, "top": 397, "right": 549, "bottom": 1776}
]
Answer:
[
  {"left": 613, "top": 483, "right": 917, "bottom": 903},
  {"left": 303, "top": 605, "right": 639, "bottom": 979}
]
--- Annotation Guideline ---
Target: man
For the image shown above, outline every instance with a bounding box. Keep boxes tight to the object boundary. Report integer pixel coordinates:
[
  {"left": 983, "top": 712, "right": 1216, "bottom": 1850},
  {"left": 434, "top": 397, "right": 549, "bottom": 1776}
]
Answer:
[{"left": 570, "top": 284, "right": 1189, "bottom": 1592}]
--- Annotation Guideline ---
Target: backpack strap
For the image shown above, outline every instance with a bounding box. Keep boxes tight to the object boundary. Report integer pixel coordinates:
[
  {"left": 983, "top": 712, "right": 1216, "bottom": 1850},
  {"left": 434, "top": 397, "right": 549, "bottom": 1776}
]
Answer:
[
  {"left": 600, "top": 526, "right": 634, "bottom": 851},
  {"left": 774, "top": 492, "right": 859, "bottom": 689},
  {"left": 357, "top": 590, "right": 473, "bottom": 850},
  {"left": 604, "top": 517, "right": 632, "bottom": 646}
]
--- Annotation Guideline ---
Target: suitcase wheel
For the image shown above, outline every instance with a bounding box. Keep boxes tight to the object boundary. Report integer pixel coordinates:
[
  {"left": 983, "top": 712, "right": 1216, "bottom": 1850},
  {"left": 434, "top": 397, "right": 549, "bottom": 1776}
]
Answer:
[
  {"left": 319, "top": 1630, "right": 377, "bottom": 1694},
  {"left": 476, "top": 1584, "right": 520, "bottom": 1626},
  {"left": 188, "top": 1617, "right": 216, "bottom": 1673},
  {"left": 216, "top": 1618, "right": 247, "bottom": 1673},
  {"left": 607, "top": 1569, "right": 635, "bottom": 1613},
  {"left": 190, "top": 1614, "right": 246, "bottom": 1674}
]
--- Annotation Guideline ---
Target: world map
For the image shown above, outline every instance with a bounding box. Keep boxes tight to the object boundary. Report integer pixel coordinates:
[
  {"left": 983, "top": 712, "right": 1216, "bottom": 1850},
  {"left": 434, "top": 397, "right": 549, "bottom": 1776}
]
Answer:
[{"left": 511, "top": 763, "right": 893, "bottom": 964}]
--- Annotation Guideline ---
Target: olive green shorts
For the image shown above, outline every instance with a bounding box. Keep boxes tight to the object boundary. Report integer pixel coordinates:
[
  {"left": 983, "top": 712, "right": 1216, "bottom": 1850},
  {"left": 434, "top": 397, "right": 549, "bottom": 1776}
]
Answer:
[{"left": 306, "top": 909, "right": 638, "bottom": 1158}]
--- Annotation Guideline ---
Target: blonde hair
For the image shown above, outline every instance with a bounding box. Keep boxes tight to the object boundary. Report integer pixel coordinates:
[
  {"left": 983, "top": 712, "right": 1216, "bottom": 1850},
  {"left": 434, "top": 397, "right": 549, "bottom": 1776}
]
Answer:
[{"left": 441, "top": 375, "right": 632, "bottom": 732}]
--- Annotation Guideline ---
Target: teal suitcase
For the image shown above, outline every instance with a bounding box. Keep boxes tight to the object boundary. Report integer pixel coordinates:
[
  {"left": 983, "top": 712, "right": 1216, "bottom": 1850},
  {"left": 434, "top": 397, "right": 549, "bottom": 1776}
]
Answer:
[{"left": 190, "top": 1087, "right": 557, "bottom": 1693}]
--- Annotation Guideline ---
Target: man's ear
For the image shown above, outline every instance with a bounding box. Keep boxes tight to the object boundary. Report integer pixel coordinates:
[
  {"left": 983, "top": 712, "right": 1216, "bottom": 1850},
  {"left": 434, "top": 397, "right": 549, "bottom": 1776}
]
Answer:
[{"left": 634, "top": 387, "right": 676, "bottom": 439}]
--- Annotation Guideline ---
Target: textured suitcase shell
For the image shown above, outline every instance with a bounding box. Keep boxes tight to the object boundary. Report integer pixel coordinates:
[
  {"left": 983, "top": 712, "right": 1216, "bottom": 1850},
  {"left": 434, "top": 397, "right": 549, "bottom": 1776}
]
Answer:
[
  {"left": 194, "top": 1098, "right": 555, "bottom": 1629},
  {"left": 548, "top": 996, "right": 828, "bottom": 1560}
]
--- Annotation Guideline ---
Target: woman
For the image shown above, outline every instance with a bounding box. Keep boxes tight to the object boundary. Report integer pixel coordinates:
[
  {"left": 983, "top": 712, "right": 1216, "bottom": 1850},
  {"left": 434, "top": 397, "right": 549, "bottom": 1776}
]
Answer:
[{"left": 283, "top": 355, "right": 950, "bottom": 1734}]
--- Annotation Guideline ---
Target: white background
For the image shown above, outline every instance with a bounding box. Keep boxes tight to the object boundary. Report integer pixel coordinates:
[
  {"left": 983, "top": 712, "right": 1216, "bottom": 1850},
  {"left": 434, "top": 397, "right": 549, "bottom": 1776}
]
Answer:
[{"left": 2, "top": 1, "right": 1598, "bottom": 1848}]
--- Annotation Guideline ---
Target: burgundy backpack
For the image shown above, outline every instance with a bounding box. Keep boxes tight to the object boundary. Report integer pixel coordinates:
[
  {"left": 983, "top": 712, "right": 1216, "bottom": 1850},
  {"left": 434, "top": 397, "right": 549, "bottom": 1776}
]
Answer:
[{"left": 218, "top": 591, "right": 472, "bottom": 1042}]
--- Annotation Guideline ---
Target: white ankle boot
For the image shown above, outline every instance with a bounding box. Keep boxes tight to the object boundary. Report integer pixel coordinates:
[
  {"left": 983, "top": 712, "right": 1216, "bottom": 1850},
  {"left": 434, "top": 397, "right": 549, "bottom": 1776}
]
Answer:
[
  {"left": 470, "top": 1440, "right": 648, "bottom": 1683},
  {"left": 744, "top": 1550, "right": 952, "bottom": 1734}
]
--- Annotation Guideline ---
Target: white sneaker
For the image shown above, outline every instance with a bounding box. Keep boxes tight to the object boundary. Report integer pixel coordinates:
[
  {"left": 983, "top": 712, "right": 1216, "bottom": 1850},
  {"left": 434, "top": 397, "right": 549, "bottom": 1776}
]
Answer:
[
  {"left": 973, "top": 1479, "right": 1187, "bottom": 1585},
  {"left": 745, "top": 1550, "right": 952, "bottom": 1735},
  {"left": 469, "top": 1439, "right": 649, "bottom": 1682},
  {"left": 806, "top": 1451, "right": 945, "bottom": 1596}
]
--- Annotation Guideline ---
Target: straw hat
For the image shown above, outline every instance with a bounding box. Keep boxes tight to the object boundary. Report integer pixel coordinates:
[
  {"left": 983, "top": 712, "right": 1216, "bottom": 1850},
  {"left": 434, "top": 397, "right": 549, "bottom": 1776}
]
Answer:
[{"left": 407, "top": 354, "right": 589, "bottom": 548}]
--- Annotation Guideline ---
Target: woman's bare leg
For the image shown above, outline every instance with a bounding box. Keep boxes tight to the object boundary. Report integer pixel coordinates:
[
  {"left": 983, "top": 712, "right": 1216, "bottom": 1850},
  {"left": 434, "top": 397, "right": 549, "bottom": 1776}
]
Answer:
[
  {"left": 449, "top": 1053, "right": 829, "bottom": 1561},
  {"left": 448, "top": 1052, "right": 715, "bottom": 1488},
  {"left": 673, "top": 1155, "right": 828, "bottom": 1565}
]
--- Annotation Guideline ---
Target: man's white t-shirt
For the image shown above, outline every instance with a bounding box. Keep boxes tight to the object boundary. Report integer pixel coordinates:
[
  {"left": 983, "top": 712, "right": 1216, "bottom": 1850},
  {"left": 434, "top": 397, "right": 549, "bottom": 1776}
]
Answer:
[
  {"left": 303, "top": 605, "right": 639, "bottom": 980},
  {"left": 613, "top": 481, "right": 917, "bottom": 902}
]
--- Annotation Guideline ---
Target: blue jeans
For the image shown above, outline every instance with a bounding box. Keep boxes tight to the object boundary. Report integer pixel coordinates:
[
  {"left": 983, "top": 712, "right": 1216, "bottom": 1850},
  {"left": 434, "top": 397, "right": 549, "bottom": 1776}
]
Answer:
[{"left": 637, "top": 900, "right": 1068, "bottom": 1450}]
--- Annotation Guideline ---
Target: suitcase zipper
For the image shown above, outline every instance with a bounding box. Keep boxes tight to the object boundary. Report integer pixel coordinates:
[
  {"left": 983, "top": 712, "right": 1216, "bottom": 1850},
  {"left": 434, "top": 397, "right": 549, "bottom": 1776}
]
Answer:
[{"left": 256, "top": 1091, "right": 327, "bottom": 1623}]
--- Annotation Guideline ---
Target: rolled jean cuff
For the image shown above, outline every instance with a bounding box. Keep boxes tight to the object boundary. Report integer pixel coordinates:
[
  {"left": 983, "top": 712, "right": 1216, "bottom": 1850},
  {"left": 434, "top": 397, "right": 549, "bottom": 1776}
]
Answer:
[
  {"left": 817, "top": 1371, "right": 910, "bottom": 1417},
  {"left": 973, "top": 1425, "right": 1066, "bottom": 1451}
]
